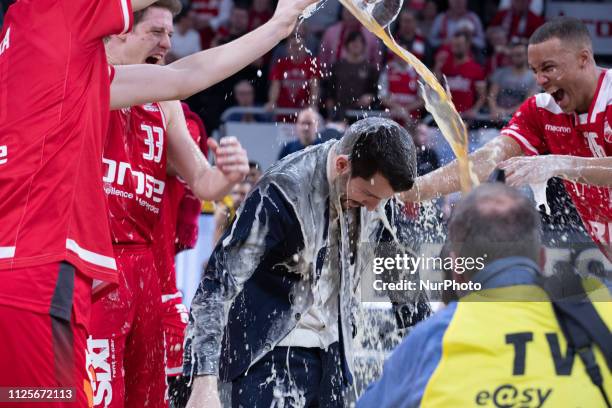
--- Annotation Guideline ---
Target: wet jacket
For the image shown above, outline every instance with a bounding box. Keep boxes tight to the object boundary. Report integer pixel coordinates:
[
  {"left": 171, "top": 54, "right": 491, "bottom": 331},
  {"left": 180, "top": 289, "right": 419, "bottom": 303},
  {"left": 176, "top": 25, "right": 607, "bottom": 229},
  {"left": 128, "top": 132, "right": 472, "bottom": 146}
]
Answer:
[{"left": 183, "top": 141, "right": 429, "bottom": 382}]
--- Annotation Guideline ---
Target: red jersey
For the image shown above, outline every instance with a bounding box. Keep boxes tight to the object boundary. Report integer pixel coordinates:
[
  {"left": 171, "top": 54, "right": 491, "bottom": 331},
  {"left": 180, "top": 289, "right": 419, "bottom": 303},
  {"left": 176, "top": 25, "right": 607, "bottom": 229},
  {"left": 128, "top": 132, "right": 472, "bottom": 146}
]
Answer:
[
  {"left": 270, "top": 57, "right": 319, "bottom": 109},
  {"left": 0, "top": 0, "right": 132, "bottom": 282},
  {"left": 501, "top": 69, "right": 612, "bottom": 254},
  {"left": 441, "top": 58, "right": 486, "bottom": 113},
  {"left": 103, "top": 103, "right": 168, "bottom": 245}
]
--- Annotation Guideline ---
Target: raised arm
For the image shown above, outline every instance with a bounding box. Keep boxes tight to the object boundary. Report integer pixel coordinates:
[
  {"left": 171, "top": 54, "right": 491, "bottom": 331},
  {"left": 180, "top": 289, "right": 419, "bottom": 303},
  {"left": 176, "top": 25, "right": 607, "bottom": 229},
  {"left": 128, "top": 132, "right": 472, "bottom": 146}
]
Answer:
[
  {"left": 111, "top": 0, "right": 317, "bottom": 109},
  {"left": 162, "top": 101, "right": 249, "bottom": 201},
  {"left": 401, "top": 136, "right": 524, "bottom": 202}
]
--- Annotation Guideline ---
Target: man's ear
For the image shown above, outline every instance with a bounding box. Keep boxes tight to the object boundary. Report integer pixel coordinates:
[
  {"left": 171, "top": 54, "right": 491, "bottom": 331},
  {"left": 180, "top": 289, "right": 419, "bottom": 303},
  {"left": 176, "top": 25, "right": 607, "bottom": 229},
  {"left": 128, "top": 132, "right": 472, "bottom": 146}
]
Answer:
[
  {"left": 335, "top": 154, "right": 351, "bottom": 176},
  {"left": 578, "top": 48, "right": 591, "bottom": 69}
]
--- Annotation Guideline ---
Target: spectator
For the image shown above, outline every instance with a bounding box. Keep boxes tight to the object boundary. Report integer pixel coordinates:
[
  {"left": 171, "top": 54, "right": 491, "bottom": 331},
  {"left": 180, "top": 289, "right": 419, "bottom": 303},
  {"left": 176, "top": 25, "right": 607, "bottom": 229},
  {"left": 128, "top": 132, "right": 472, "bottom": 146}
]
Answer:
[
  {"left": 319, "top": 7, "right": 382, "bottom": 68},
  {"left": 168, "top": 7, "right": 202, "bottom": 62},
  {"left": 189, "top": 0, "right": 233, "bottom": 49},
  {"left": 267, "top": 35, "right": 320, "bottom": 117},
  {"left": 428, "top": 0, "right": 485, "bottom": 50},
  {"left": 277, "top": 108, "right": 323, "bottom": 160},
  {"left": 225, "top": 80, "right": 273, "bottom": 123},
  {"left": 379, "top": 57, "right": 423, "bottom": 125},
  {"left": 488, "top": 40, "right": 538, "bottom": 121},
  {"left": 212, "top": 180, "right": 253, "bottom": 244},
  {"left": 249, "top": 0, "right": 273, "bottom": 30},
  {"left": 189, "top": 0, "right": 232, "bottom": 45},
  {"left": 413, "top": 123, "right": 440, "bottom": 176},
  {"left": 417, "top": 0, "right": 438, "bottom": 40},
  {"left": 358, "top": 183, "right": 612, "bottom": 408},
  {"left": 484, "top": 25, "right": 511, "bottom": 75},
  {"left": 490, "top": 0, "right": 545, "bottom": 43},
  {"left": 246, "top": 161, "right": 263, "bottom": 185},
  {"left": 325, "top": 31, "right": 379, "bottom": 115},
  {"left": 392, "top": 9, "right": 426, "bottom": 62},
  {"left": 434, "top": 31, "right": 487, "bottom": 118},
  {"left": 211, "top": 3, "right": 250, "bottom": 47}
]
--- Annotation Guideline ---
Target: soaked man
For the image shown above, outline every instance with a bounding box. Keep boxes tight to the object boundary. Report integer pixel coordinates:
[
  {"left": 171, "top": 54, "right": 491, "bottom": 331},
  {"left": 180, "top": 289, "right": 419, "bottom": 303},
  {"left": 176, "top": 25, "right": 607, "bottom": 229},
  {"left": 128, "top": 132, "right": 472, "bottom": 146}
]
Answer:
[{"left": 184, "top": 118, "right": 430, "bottom": 408}]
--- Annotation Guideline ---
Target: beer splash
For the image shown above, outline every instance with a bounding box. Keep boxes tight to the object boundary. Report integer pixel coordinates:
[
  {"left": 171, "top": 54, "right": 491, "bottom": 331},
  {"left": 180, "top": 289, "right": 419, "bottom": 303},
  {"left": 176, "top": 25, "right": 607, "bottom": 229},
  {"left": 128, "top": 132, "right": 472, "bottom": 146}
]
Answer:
[{"left": 337, "top": 0, "right": 479, "bottom": 192}]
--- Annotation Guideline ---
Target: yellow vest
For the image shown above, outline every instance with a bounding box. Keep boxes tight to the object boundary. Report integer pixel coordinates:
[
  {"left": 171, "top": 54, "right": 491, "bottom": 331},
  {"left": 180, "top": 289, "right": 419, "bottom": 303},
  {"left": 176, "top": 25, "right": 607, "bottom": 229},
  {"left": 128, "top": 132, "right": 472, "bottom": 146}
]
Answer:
[{"left": 421, "top": 281, "right": 612, "bottom": 407}]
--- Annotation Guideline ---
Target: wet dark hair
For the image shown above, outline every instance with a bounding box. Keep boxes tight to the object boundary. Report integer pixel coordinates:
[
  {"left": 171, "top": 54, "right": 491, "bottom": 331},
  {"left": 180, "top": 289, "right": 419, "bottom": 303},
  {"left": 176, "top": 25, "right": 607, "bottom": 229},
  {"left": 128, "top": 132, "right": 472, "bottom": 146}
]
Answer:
[
  {"left": 529, "top": 17, "right": 592, "bottom": 49},
  {"left": 338, "top": 118, "right": 417, "bottom": 192},
  {"left": 134, "top": 0, "right": 182, "bottom": 27},
  {"left": 448, "top": 183, "right": 541, "bottom": 266}
]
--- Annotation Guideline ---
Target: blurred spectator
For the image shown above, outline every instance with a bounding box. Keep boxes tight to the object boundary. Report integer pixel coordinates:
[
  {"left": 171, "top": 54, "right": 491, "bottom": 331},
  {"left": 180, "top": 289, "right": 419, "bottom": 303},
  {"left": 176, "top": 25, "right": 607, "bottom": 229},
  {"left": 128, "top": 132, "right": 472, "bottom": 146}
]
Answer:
[
  {"left": 277, "top": 108, "right": 323, "bottom": 160},
  {"left": 225, "top": 80, "right": 273, "bottom": 123},
  {"left": 379, "top": 57, "right": 423, "bottom": 125},
  {"left": 325, "top": 31, "right": 379, "bottom": 115},
  {"left": 434, "top": 31, "right": 486, "bottom": 118},
  {"left": 412, "top": 123, "right": 440, "bottom": 176},
  {"left": 417, "top": 1, "right": 438, "bottom": 39},
  {"left": 246, "top": 161, "right": 263, "bottom": 185},
  {"left": 489, "top": 0, "right": 545, "bottom": 43},
  {"left": 213, "top": 180, "right": 252, "bottom": 244},
  {"left": 211, "top": 4, "right": 249, "bottom": 47},
  {"left": 168, "top": 7, "right": 202, "bottom": 62},
  {"left": 249, "top": 0, "right": 273, "bottom": 31},
  {"left": 391, "top": 9, "right": 426, "bottom": 62},
  {"left": 319, "top": 7, "right": 382, "bottom": 68},
  {"left": 267, "top": 35, "right": 320, "bottom": 116},
  {"left": 484, "top": 25, "right": 511, "bottom": 75},
  {"left": 189, "top": 0, "right": 233, "bottom": 49},
  {"left": 428, "top": 0, "right": 485, "bottom": 50},
  {"left": 488, "top": 40, "right": 538, "bottom": 121}
]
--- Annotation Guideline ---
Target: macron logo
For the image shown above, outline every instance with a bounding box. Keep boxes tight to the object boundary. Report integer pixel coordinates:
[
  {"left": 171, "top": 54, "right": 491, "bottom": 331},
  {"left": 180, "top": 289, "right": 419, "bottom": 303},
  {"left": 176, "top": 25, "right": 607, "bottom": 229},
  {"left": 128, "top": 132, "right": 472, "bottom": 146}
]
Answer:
[
  {"left": 545, "top": 124, "right": 572, "bottom": 133},
  {"left": 0, "top": 27, "right": 10, "bottom": 57}
]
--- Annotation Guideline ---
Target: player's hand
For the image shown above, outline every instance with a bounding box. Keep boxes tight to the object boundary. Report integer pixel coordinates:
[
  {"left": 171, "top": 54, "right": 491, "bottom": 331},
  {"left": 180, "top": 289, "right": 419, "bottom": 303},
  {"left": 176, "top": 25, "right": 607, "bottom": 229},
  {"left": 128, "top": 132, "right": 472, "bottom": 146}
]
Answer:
[
  {"left": 271, "top": 0, "right": 319, "bottom": 38},
  {"left": 208, "top": 136, "right": 250, "bottom": 183},
  {"left": 186, "top": 376, "right": 221, "bottom": 408},
  {"left": 498, "top": 155, "right": 575, "bottom": 186}
]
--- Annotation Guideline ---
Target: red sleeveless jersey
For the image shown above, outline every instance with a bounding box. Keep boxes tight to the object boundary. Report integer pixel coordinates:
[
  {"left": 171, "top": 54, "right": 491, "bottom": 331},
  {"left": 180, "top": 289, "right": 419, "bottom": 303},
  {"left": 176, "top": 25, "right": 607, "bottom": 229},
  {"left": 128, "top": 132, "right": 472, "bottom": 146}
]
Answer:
[
  {"left": 103, "top": 103, "right": 168, "bottom": 245},
  {"left": 501, "top": 69, "right": 612, "bottom": 257}
]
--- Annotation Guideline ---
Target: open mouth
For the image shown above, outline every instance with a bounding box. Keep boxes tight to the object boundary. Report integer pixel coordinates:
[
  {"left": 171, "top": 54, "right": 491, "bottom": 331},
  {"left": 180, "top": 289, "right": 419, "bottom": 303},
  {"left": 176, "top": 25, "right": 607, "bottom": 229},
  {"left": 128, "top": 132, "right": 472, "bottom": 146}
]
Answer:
[
  {"left": 549, "top": 88, "right": 566, "bottom": 105},
  {"left": 145, "top": 55, "right": 162, "bottom": 64}
]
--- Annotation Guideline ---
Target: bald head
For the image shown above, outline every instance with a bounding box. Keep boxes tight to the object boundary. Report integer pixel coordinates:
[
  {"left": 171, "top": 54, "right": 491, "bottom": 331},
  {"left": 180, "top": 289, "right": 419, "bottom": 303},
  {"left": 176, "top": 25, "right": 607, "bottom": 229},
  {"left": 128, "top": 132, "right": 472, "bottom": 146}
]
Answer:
[{"left": 449, "top": 184, "right": 541, "bottom": 267}]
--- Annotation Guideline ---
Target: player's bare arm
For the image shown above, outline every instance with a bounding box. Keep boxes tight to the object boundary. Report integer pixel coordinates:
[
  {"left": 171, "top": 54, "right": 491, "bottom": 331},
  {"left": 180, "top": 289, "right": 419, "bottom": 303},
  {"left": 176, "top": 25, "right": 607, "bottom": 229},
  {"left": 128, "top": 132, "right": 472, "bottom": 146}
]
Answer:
[
  {"left": 132, "top": 0, "right": 160, "bottom": 11},
  {"left": 162, "top": 101, "right": 249, "bottom": 201},
  {"left": 110, "top": 0, "right": 318, "bottom": 109},
  {"left": 400, "top": 136, "right": 524, "bottom": 202},
  {"left": 499, "top": 155, "right": 612, "bottom": 187}
]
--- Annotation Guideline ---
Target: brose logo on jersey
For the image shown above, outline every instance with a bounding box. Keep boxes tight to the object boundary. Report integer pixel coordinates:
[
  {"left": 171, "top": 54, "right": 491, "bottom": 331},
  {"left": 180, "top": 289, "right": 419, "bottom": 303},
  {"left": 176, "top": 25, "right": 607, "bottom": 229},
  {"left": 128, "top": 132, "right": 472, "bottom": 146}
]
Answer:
[
  {"left": 102, "top": 158, "right": 165, "bottom": 213},
  {"left": 86, "top": 336, "right": 114, "bottom": 408}
]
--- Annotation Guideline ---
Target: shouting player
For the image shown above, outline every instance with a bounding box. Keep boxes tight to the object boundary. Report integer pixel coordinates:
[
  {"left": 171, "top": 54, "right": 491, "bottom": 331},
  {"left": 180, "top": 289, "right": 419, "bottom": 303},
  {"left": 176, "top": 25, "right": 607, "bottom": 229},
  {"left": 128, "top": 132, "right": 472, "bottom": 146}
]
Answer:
[
  {"left": 402, "top": 17, "right": 612, "bottom": 260},
  {"left": 88, "top": 2, "right": 251, "bottom": 407}
]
